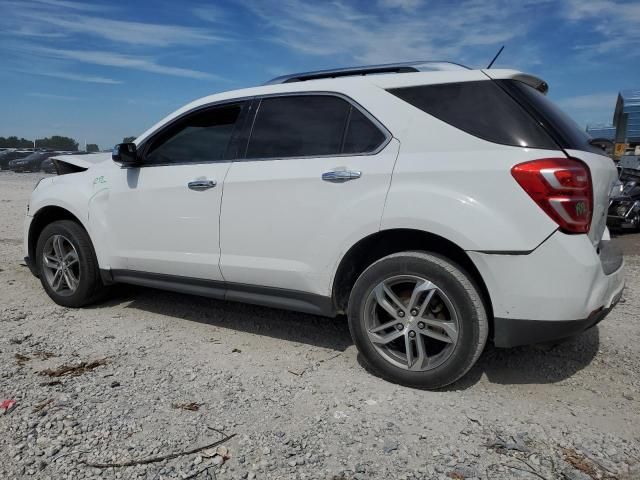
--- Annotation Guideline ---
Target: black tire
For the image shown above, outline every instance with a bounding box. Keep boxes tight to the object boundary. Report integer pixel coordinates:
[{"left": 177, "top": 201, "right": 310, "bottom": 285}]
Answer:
[
  {"left": 35, "top": 220, "right": 107, "bottom": 307},
  {"left": 348, "top": 251, "right": 488, "bottom": 389}
]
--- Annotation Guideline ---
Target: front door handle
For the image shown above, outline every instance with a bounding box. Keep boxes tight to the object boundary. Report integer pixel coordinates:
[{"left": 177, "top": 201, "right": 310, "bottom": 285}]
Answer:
[
  {"left": 188, "top": 179, "right": 217, "bottom": 191},
  {"left": 321, "top": 170, "right": 361, "bottom": 183}
]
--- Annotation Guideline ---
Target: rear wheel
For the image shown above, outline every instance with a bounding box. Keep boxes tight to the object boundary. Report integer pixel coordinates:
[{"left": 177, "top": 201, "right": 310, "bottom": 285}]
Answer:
[
  {"left": 36, "top": 220, "right": 107, "bottom": 307},
  {"left": 348, "top": 251, "right": 488, "bottom": 389}
]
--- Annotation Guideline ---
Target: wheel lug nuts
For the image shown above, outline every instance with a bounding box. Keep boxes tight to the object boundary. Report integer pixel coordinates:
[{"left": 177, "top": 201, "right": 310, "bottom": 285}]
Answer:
[
  {"left": 408, "top": 330, "right": 416, "bottom": 338},
  {"left": 395, "top": 323, "right": 404, "bottom": 331},
  {"left": 417, "top": 322, "right": 425, "bottom": 329},
  {"left": 410, "top": 309, "right": 418, "bottom": 316},
  {"left": 397, "top": 311, "right": 405, "bottom": 318}
]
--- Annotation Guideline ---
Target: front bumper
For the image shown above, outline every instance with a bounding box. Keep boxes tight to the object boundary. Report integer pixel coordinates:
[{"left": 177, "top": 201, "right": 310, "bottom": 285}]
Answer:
[{"left": 468, "top": 230, "right": 625, "bottom": 347}]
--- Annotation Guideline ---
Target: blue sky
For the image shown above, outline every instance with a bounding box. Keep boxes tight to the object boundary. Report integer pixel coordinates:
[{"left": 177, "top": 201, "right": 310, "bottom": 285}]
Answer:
[{"left": 1, "top": 0, "right": 639, "bottom": 150}]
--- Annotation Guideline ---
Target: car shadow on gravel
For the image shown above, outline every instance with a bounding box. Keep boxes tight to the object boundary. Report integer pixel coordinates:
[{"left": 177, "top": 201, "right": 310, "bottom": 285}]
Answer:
[
  {"left": 92, "top": 285, "right": 600, "bottom": 387},
  {"left": 357, "top": 326, "right": 601, "bottom": 390},
  {"left": 447, "top": 326, "right": 601, "bottom": 390},
  {"left": 90, "top": 285, "right": 354, "bottom": 352}
]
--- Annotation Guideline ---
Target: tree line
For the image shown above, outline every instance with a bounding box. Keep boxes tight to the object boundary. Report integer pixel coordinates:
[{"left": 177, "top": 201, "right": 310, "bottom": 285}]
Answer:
[
  {"left": 0, "top": 135, "right": 80, "bottom": 151},
  {"left": 1, "top": 135, "right": 136, "bottom": 152}
]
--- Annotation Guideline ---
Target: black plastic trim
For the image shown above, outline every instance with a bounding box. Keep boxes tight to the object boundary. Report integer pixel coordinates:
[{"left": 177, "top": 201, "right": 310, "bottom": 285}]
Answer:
[
  {"left": 264, "top": 60, "right": 470, "bottom": 85},
  {"left": 24, "top": 256, "right": 38, "bottom": 277},
  {"left": 471, "top": 229, "right": 558, "bottom": 255},
  {"left": 493, "top": 302, "right": 619, "bottom": 348},
  {"left": 108, "top": 269, "right": 335, "bottom": 317}
]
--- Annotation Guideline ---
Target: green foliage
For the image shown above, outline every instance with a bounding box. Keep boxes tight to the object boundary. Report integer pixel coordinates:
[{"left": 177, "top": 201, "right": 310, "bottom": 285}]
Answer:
[
  {"left": 0, "top": 136, "right": 32, "bottom": 148},
  {"left": 86, "top": 143, "right": 100, "bottom": 153},
  {"left": 34, "top": 136, "right": 79, "bottom": 151},
  {"left": 122, "top": 136, "right": 137, "bottom": 143}
]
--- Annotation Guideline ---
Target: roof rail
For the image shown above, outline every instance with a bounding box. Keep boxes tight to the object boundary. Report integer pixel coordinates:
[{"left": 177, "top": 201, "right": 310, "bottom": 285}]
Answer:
[{"left": 264, "top": 61, "right": 470, "bottom": 85}]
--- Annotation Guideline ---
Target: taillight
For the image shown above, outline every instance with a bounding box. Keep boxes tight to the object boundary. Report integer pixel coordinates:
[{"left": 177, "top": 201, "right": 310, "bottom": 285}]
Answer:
[{"left": 511, "top": 158, "right": 593, "bottom": 234}]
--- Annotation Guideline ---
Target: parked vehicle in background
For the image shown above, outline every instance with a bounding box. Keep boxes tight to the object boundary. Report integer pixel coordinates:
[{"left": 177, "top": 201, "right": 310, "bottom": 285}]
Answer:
[
  {"left": 0, "top": 150, "right": 32, "bottom": 170},
  {"left": 9, "top": 151, "right": 58, "bottom": 172},
  {"left": 24, "top": 61, "right": 625, "bottom": 388},
  {"left": 40, "top": 157, "right": 57, "bottom": 174},
  {"left": 608, "top": 155, "right": 640, "bottom": 231}
]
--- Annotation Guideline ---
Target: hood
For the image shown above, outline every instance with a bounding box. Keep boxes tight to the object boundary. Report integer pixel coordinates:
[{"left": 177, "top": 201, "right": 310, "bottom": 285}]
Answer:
[{"left": 50, "top": 152, "right": 111, "bottom": 170}]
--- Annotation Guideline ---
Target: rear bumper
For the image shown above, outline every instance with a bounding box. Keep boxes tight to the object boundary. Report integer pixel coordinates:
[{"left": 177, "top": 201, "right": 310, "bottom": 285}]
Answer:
[
  {"left": 493, "top": 289, "right": 622, "bottom": 347},
  {"left": 468, "top": 230, "right": 625, "bottom": 347}
]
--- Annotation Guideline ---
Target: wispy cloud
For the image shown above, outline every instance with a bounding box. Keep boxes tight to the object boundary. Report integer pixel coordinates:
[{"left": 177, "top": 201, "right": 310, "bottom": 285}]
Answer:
[
  {"left": 192, "top": 5, "right": 228, "bottom": 23},
  {"left": 31, "top": 0, "right": 112, "bottom": 12},
  {"left": 26, "top": 92, "right": 82, "bottom": 101},
  {"left": 24, "top": 69, "right": 122, "bottom": 84},
  {"left": 39, "top": 15, "right": 223, "bottom": 47},
  {"left": 240, "top": 0, "right": 541, "bottom": 65},
  {"left": 26, "top": 46, "right": 218, "bottom": 80},
  {"left": 378, "top": 0, "right": 423, "bottom": 10},
  {"left": 4, "top": 0, "right": 222, "bottom": 47},
  {"left": 564, "top": 0, "right": 640, "bottom": 55}
]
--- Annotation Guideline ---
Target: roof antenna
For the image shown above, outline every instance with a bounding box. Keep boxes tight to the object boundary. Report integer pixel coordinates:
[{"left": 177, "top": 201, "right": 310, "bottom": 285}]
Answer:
[{"left": 486, "top": 46, "right": 504, "bottom": 69}]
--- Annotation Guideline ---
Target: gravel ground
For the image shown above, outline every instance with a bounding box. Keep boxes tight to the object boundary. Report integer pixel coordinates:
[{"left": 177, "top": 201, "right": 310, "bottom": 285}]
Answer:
[{"left": 1, "top": 171, "right": 639, "bottom": 480}]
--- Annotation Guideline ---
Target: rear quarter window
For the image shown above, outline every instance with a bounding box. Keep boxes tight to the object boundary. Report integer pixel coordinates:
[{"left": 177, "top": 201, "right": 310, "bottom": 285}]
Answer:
[
  {"left": 387, "top": 81, "right": 558, "bottom": 150},
  {"left": 498, "top": 80, "right": 603, "bottom": 155}
]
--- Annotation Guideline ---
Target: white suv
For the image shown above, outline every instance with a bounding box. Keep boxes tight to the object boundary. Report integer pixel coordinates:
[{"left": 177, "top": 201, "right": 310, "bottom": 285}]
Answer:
[{"left": 24, "top": 62, "right": 625, "bottom": 388}]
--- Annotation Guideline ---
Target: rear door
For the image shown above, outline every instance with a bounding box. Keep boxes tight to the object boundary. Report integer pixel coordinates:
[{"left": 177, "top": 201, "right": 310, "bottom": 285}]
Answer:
[{"left": 219, "top": 93, "right": 398, "bottom": 296}]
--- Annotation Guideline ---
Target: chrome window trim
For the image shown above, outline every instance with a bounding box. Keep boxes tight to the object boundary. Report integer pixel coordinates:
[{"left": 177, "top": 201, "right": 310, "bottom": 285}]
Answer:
[
  {"left": 240, "top": 91, "right": 392, "bottom": 162},
  {"left": 130, "top": 90, "right": 391, "bottom": 168}
]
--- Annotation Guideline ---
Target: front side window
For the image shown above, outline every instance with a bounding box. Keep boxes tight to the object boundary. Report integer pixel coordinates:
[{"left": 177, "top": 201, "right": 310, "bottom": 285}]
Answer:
[
  {"left": 144, "top": 103, "right": 243, "bottom": 165},
  {"left": 246, "top": 95, "right": 386, "bottom": 159}
]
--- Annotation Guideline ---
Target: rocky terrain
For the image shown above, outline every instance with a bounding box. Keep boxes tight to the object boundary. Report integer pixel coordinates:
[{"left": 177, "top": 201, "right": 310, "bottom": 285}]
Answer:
[{"left": 1, "top": 171, "right": 639, "bottom": 479}]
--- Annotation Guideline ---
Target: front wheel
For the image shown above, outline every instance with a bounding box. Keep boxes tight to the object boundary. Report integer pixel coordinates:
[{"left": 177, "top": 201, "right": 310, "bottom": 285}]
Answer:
[
  {"left": 348, "top": 251, "right": 488, "bottom": 389},
  {"left": 36, "top": 220, "right": 107, "bottom": 307}
]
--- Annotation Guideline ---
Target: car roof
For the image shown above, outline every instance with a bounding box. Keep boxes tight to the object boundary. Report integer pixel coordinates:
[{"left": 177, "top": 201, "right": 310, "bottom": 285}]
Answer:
[{"left": 136, "top": 67, "right": 544, "bottom": 145}]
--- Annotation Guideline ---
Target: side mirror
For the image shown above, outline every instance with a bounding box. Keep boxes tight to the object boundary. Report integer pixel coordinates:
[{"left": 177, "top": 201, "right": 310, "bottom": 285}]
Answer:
[{"left": 112, "top": 143, "right": 139, "bottom": 166}]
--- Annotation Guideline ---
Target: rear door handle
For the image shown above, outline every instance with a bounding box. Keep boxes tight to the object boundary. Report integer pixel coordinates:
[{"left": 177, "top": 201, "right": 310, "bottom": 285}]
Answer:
[
  {"left": 188, "top": 179, "right": 217, "bottom": 191},
  {"left": 321, "top": 170, "right": 361, "bottom": 183}
]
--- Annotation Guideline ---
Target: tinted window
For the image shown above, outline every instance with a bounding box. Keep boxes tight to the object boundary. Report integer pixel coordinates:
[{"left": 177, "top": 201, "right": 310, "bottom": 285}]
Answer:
[
  {"left": 500, "top": 80, "right": 602, "bottom": 154},
  {"left": 343, "top": 107, "right": 387, "bottom": 154},
  {"left": 388, "top": 81, "right": 558, "bottom": 150},
  {"left": 145, "top": 104, "right": 243, "bottom": 165},
  {"left": 247, "top": 95, "right": 350, "bottom": 159}
]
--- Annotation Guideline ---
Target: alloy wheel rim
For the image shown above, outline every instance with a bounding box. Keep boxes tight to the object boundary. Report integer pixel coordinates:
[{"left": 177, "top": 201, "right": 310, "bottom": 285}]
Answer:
[
  {"left": 364, "top": 275, "right": 459, "bottom": 371},
  {"left": 42, "top": 234, "right": 80, "bottom": 296}
]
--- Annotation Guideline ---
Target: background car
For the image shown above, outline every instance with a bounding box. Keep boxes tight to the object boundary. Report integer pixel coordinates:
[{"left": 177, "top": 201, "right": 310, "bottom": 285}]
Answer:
[
  {"left": 8, "top": 151, "right": 58, "bottom": 172},
  {"left": 40, "top": 157, "right": 56, "bottom": 173},
  {"left": 0, "top": 150, "right": 32, "bottom": 170}
]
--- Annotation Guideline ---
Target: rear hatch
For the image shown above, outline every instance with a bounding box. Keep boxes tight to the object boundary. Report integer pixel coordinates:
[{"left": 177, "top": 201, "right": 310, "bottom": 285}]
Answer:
[{"left": 485, "top": 71, "right": 618, "bottom": 248}]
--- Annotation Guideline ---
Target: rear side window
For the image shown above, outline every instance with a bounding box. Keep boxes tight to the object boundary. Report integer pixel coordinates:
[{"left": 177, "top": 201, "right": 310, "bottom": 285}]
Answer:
[
  {"left": 246, "top": 95, "right": 386, "bottom": 159},
  {"left": 387, "top": 81, "right": 558, "bottom": 150},
  {"left": 343, "top": 107, "right": 387, "bottom": 154},
  {"left": 499, "top": 80, "right": 602, "bottom": 154}
]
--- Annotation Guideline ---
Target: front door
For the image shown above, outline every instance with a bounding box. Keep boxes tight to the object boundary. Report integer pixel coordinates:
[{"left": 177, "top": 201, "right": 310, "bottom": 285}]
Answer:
[{"left": 97, "top": 101, "right": 248, "bottom": 280}]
